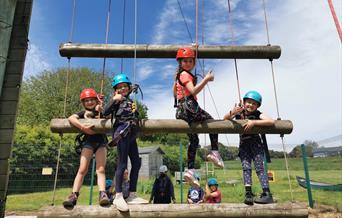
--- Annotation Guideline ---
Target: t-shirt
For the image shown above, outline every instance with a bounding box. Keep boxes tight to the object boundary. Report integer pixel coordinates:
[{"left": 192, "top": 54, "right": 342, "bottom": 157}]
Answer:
[
  {"left": 76, "top": 110, "right": 107, "bottom": 144},
  {"left": 188, "top": 187, "right": 204, "bottom": 203},
  {"left": 206, "top": 190, "right": 221, "bottom": 203},
  {"left": 176, "top": 71, "right": 197, "bottom": 100}
]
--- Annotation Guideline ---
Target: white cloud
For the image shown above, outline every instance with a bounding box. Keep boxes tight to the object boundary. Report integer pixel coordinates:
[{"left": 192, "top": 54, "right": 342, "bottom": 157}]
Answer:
[
  {"left": 144, "top": 0, "right": 342, "bottom": 151},
  {"left": 23, "top": 44, "right": 51, "bottom": 78}
]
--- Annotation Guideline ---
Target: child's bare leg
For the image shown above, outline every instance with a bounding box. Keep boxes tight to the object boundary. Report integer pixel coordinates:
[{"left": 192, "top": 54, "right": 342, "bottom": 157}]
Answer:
[
  {"left": 95, "top": 147, "right": 107, "bottom": 191},
  {"left": 72, "top": 148, "right": 93, "bottom": 192}
]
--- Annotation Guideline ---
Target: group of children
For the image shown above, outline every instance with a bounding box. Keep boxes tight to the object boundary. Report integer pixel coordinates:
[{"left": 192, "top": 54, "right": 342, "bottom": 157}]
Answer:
[{"left": 63, "top": 47, "right": 275, "bottom": 211}]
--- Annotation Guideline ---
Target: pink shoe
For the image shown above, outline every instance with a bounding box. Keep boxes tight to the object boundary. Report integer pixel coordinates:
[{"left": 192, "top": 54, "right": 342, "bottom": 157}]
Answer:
[
  {"left": 207, "top": 150, "right": 224, "bottom": 168},
  {"left": 184, "top": 169, "right": 200, "bottom": 188}
]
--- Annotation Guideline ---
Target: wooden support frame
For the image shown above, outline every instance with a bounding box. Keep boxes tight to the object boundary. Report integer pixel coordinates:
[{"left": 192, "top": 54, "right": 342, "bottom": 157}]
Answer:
[
  {"left": 50, "top": 119, "right": 293, "bottom": 135},
  {"left": 59, "top": 43, "right": 281, "bottom": 59},
  {"left": 38, "top": 203, "right": 308, "bottom": 218}
]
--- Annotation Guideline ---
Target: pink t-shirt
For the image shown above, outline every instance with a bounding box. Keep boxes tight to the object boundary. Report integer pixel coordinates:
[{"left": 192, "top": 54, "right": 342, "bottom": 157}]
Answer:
[
  {"left": 206, "top": 190, "right": 221, "bottom": 203},
  {"left": 176, "top": 71, "right": 197, "bottom": 100}
]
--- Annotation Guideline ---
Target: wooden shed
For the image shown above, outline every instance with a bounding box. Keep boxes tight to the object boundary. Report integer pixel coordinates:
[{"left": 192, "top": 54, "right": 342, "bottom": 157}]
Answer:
[{"left": 128, "top": 146, "right": 165, "bottom": 179}]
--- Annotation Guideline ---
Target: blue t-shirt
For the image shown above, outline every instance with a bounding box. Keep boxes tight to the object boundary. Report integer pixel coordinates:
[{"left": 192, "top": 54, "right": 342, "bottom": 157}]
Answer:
[{"left": 187, "top": 187, "right": 204, "bottom": 203}]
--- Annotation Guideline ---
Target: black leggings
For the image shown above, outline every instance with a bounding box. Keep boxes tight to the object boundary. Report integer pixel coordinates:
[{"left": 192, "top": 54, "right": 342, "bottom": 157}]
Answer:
[
  {"left": 115, "top": 127, "right": 141, "bottom": 193},
  {"left": 176, "top": 97, "right": 218, "bottom": 169}
]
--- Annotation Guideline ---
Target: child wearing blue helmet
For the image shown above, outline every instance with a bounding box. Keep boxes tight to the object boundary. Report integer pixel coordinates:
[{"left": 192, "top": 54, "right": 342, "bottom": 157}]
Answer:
[
  {"left": 224, "top": 91, "right": 275, "bottom": 205},
  {"left": 103, "top": 73, "right": 147, "bottom": 212},
  {"left": 204, "top": 178, "right": 221, "bottom": 203}
]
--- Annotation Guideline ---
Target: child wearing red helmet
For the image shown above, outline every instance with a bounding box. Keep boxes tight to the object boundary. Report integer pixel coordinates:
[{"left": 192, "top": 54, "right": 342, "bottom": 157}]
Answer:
[
  {"left": 63, "top": 88, "right": 110, "bottom": 208},
  {"left": 173, "top": 47, "right": 224, "bottom": 188},
  {"left": 224, "top": 91, "right": 275, "bottom": 205}
]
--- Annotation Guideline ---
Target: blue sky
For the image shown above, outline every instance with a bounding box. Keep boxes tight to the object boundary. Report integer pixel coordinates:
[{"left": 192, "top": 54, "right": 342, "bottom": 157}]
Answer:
[{"left": 24, "top": 0, "right": 342, "bottom": 151}]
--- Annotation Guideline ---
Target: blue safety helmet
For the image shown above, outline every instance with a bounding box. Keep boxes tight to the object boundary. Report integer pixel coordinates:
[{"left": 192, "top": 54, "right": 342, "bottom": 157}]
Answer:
[
  {"left": 112, "top": 73, "right": 131, "bottom": 89},
  {"left": 208, "top": 178, "right": 218, "bottom": 186},
  {"left": 243, "top": 90, "right": 262, "bottom": 106},
  {"left": 105, "top": 179, "right": 112, "bottom": 190}
]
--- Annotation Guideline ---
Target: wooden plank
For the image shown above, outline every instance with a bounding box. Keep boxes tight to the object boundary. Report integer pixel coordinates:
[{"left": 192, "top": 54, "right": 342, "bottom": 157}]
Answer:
[
  {"left": 0, "top": 190, "right": 5, "bottom": 199},
  {"left": 0, "top": 130, "right": 14, "bottom": 144},
  {"left": 38, "top": 203, "right": 308, "bottom": 218},
  {"left": 0, "top": 144, "right": 12, "bottom": 159},
  {"left": 0, "top": 160, "right": 8, "bottom": 175},
  {"left": 0, "top": 115, "right": 16, "bottom": 129},
  {"left": 0, "top": 101, "right": 18, "bottom": 115},
  {"left": 0, "top": 87, "right": 20, "bottom": 100},
  {"left": 0, "top": 175, "right": 9, "bottom": 192},
  {"left": 2, "top": 74, "right": 22, "bottom": 88},
  {"left": 59, "top": 43, "right": 281, "bottom": 59},
  {"left": 50, "top": 119, "right": 293, "bottom": 135}
]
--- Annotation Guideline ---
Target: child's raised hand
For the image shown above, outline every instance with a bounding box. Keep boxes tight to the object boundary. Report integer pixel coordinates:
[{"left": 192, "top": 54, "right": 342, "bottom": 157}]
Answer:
[
  {"left": 95, "top": 104, "right": 103, "bottom": 113},
  {"left": 232, "top": 103, "right": 244, "bottom": 115},
  {"left": 204, "top": 70, "right": 214, "bottom": 82},
  {"left": 81, "top": 125, "right": 96, "bottom": 135},
  {"left": 113, "top": 93, "right": 125, "bottom": 102}
]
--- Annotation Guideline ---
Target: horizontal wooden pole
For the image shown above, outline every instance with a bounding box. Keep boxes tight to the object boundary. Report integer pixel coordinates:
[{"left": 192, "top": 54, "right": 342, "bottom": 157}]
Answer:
[
  {"left": 50, "top": 119, "right": 293, "bottom": 135},
  {"left": 38, "top": 203, "right": 308, "bottom": 218},
  {"left": 59, "top": 43, "right": 281, "bottom": 59}
]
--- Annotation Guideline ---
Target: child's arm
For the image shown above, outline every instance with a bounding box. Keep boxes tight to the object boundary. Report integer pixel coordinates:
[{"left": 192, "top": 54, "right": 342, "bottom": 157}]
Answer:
[
  {"left": 68, "top": 114, "right": 96, "bottom": 135},
  {"left": 103, "top": 93, "right": 124, "bottom": 116},
  {"left": 224, "top": 103, "right": 244, "bottom": 120},
  {"left": 244, "top": 113, "right": 275, "bottom": 131},
  {"left": 185, "top": 70, "right": 214, "bottom": 96}
]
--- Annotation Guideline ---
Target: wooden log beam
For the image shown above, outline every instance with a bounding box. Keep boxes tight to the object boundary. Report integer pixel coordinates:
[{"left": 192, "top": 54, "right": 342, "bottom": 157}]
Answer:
[
  {"left": 38, "top": 203, "right": 308, "bottom": 218},
  {"left": 50, "top": 119, "right": 293, "bottom": 135},
  {"left": 59, "top": 43, "right": 281, "bottom": 59}
]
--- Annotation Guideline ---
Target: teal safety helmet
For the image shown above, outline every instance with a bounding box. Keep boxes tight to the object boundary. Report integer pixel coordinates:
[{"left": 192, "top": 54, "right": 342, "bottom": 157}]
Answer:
[
  {"left": 208, "top": 178, "right": 218, "bottom": 186},
  {"left": 112, "top": 73, "right": 131, "bottom": 89},
  {"left": 243, "top": 90, "right": 262, "bottom": 106}
]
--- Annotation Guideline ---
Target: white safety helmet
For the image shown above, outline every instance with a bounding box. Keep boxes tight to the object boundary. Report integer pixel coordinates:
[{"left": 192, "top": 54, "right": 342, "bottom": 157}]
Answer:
[{"left": 159, "top": 165, "right": 168, "bottom": 173}]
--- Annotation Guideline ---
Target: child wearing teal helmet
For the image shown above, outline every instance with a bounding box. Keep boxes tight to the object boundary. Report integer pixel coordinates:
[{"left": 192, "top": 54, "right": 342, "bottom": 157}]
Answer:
[
  {"left": 103, "top": 73, "right": 147, "bottom": 212},
  {"left": 204, "top": 178, "right": 221, "bottom": 203},
  {"left": 224, "top": 91, "right": 275, "bottom": 205}
]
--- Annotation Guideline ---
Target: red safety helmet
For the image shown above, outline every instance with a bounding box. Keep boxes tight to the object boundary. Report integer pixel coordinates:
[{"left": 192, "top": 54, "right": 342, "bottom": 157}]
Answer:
[
  {"left": 80, "top": 88, "right": 97, "bottom": 101},
  {"left": 176, "top": 47, "right": 195, "bottom": 60}
]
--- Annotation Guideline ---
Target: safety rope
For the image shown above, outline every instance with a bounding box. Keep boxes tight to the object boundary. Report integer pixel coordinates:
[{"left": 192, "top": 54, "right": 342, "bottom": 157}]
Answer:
[
  {"left": 133, "top": 0, "right": 138, "bottom": 102},
  {"left": 261, "top": 0, "right": 294, "bottom": 201},
  {"left": 52, "top": 0, "right": 77, "bottom": 206},
  {"left": 327, "top": 0, "right": 342, "bottom": 42},
  {"left": 227, "top": 0, "right": 242, "bottom": 103},
  {"left": 120, "top": 0, "right": 127, "bottom": 73}
]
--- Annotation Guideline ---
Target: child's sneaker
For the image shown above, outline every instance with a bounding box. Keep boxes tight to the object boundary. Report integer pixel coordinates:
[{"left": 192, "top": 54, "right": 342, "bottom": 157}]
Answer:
[
  {"left": 63, "top": 192, "right": 78, "bottom": 209},
  {"left": 125, "top": 193, "right": 148, "bottom": 204},
  {"left": 254, "top": 191, "right": 274, "bottom": 204},
  {"left": 244, "top": 191, "right": 254, "bottom": 205},
  {"left": 207, "top": 150, "right": 224, "bottom": 168},
  {"left": 113, "top": 193, "right": 129, "bottom": 212},
  {"left": 184, "top": 169, "right": 200, "bottom": 188},
  {"left": 99, "top": 191, "right": 110, "bottom": 206}
]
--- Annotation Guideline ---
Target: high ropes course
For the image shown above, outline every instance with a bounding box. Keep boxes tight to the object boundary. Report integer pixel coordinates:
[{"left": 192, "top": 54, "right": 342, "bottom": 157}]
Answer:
[{"left": 7, "top": 0, "right": 342, "bottom": 217}]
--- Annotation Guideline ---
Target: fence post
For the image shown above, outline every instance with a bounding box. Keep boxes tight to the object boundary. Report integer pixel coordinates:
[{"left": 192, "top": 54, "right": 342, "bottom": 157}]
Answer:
[{"left": 301, "top": 144, "right": 314, "bottom": 208}]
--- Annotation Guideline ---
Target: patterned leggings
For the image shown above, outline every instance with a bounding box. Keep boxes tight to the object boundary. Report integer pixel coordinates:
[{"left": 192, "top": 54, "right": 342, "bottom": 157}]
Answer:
[{"left": 239, "top": 138, "right": 269, "bottom": 189}]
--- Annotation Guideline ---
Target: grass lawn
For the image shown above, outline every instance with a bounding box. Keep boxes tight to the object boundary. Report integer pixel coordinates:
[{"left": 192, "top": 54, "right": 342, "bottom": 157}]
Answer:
[{"left": 6, "top": 157, "right": 342, "bottom": 212}]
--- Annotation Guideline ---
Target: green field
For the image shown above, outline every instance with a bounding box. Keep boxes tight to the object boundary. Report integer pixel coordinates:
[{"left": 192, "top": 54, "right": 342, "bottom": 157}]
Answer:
[{"left": 6, "top": 157, "right": 342, "bottom": 212}]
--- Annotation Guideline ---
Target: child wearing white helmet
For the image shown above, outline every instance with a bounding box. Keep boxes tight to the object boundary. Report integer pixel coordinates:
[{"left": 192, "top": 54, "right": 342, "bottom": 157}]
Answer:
[
  {"left": 224, "top": 91, "right": 275, "bottom": 205},
  {"left": 149, "top": 165, "right": 176, "bottom": 204},
  {"left": 103, "top": 74, "right": 147, "bottom": 212}
]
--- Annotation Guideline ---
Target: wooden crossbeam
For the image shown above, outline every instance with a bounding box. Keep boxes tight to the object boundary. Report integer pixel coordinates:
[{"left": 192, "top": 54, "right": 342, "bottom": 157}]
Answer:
[
  {"left": 59, "top": 43, "right": 281, "bottom": 59},
  {"left": 50, "top": 119, "right": 293, "bottom": 135},
  {"left": 38, "top": 203, "right": 308, "bottom": 218}
]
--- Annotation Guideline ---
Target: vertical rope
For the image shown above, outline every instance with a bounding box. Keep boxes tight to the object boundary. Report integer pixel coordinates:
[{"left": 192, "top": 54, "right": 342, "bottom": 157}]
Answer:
[
  {"left": 133, "top": 0, "right": 138, "bottom": 102},
  {"left": 327, "top": 0, "right": 342, "bottom": 42},
  {"left": 120, "top": 0, "right": 127, "bottom": 73},
  {"left": 261, "top": 0, "right": 293, "bottom": 201},
  {"left": 227, "top": 0, "right": 242, "bottom": 102},
  {"left": 52, "top": 0, "right": 77, "bottom": 205},
  {"left": 100, "top": 0, "right": 112, "bottom": 95}
]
